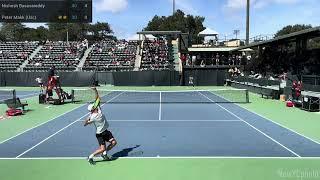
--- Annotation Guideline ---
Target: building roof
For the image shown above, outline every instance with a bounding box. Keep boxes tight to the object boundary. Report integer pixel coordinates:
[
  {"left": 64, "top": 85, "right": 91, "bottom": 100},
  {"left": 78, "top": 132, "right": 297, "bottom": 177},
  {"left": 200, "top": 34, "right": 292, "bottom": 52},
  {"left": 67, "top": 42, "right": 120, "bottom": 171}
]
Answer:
[
  {"left": 232, "top": 26, "right": 320, "bottom": 51},
  {"left": 188, "top": 47, "right": 237, "bottom": 52},
  {"left": 137, "top": 31, "right": 182, "bottom": 35},
  {"left": 198, "top": 28, "right": 219, "bottom": 36}
]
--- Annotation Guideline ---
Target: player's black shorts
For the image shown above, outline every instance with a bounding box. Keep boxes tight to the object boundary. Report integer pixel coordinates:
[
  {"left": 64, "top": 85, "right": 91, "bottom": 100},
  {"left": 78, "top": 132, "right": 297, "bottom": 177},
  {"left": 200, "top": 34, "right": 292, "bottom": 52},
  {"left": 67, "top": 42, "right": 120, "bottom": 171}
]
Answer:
[{"left": 96, "top": 130, "right": 114, "bottom": 145}]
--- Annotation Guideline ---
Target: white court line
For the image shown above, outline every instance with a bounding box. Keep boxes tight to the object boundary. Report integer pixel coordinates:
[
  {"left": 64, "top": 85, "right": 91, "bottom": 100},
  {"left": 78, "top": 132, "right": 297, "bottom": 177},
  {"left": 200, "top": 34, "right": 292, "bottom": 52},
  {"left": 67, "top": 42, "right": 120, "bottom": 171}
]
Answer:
[
  {"left": 237, "top": 103, "right": 320, "bottom": 145},
  {"left": 1, "top": 91, "right": 125, "bottom": 145},
  {"left": 159, "top": 92, "right": 162, "bottom": 120},
  {"left": 15, "top": 92, "right": 125, "bottom": 158},
  {"left": 0, "top": 105, "right": 87, "bottom": 144},
  {"left": 198, "top": 92, "right": 301, "bottom": 157},
  {"left": 76, "top": 120, "right": 242, "bottom": 122},
  {"left": 212, "top": 91, "right": 320, "bottom": 146},
  {"left": 0, "top": 93, "right": 37, "bottom": 102},
  {"left": 15, "top": 113, "right": 89, "bottom": 158},
  {"left": 1, "top": 156, "right": 320, "bottom": 160},
  {"left": 72, "top": 89, "right": 247, "bottom": 93},
  {"left": 18, "top": 92, "right": 38, "bottom": 99}
]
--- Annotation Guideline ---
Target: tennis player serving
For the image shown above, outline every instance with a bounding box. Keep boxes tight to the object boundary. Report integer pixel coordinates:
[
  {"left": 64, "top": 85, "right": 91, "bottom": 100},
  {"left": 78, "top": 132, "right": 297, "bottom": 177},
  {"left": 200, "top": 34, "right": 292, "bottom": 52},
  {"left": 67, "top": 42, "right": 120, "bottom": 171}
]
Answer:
[{"left": 84, "top": 87, "right": 117, "bottom": 165}]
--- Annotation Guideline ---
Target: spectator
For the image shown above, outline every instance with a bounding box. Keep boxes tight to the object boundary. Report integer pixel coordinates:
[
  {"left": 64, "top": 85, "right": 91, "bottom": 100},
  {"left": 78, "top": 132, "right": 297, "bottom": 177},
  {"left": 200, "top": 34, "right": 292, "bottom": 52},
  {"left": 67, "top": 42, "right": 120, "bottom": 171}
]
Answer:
[
  {"left": 200, "top": 60, "right": 206, "bottom": 68},
  {"left": 180, "top": 54, "right": 186, "bottom": 66},
  {"left": 228, "top": 68, "right": 234, "bottom": 77},
  {"left": 192, "top": 55, "right": 196, "bottom": 66}
]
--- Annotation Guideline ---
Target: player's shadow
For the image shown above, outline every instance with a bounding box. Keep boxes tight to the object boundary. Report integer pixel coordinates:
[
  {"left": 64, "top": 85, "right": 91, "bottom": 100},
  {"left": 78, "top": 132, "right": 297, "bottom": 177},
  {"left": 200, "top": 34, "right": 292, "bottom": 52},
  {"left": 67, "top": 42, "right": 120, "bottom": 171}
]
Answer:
[{"left": 95, "top": 145, "right": 143, "bottom": 163}]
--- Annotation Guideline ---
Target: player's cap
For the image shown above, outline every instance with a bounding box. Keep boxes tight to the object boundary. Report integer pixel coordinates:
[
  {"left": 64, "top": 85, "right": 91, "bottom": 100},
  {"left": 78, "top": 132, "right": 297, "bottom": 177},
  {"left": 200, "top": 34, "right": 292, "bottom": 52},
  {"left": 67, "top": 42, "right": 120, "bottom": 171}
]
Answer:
[{"left": 87, "top": 104, "right": 94, "bottom": 111}]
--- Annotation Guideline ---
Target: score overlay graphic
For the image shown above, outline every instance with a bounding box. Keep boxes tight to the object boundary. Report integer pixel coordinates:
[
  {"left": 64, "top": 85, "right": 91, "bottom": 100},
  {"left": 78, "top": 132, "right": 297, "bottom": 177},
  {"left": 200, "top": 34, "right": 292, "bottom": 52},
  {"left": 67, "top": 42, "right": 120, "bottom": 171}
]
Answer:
[{"left": 0, "top": 0, "right": 92, "bottom": 23}]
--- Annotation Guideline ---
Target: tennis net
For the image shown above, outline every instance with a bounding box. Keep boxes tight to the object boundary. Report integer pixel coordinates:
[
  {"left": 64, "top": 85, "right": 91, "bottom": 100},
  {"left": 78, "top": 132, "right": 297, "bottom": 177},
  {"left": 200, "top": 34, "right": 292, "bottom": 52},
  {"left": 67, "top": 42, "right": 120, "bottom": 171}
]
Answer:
[
  {"left": 71, "top": 89, "right": 249, "bottom": 104},
  {"left": 0, "top": 89, "right": 16, "bottom": 104}
]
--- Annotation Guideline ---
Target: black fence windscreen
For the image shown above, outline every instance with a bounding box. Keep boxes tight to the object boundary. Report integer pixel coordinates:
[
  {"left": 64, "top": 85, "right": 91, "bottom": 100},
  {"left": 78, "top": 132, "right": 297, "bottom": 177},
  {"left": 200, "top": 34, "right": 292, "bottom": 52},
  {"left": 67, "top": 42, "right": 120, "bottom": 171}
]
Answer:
[
  {"left": 0, "top": 70, "right": 227, "bottom": 87},
  {"left": 112, "top": 71, "right": 180, "bottom": 86},
  {"left": 0, "top": 72, "right": 95, "bottom": 87},
  {"left": 183, "top": 69, "right": 226, "bottom": 86}
]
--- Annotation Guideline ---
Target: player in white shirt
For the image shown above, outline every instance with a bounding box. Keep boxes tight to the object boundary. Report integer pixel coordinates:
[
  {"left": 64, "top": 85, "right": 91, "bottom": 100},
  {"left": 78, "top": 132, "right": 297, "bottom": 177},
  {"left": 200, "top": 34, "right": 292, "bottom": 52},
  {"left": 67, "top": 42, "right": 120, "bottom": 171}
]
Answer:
[
  {"left": 35, "top": 77, "right": 45, "bottom": 93},
  {"left": 84, "top": 87, "right": 117, "bottom": 165}
]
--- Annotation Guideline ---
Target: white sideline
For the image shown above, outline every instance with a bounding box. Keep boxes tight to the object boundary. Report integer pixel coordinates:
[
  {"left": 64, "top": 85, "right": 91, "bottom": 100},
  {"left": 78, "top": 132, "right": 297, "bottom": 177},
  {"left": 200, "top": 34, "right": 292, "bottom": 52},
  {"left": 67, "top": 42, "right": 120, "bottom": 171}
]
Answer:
[
  {"left": 159, "top": 92, "right": 161, "bottom": 120},
  {"left": 237, "top": 104, "right": 320, "bottom": 145},
  {"left": 1, "top": 156, "right": 319, "bottom": 160},
  {"left": 15, "top": 92, "right": 125, "bottom": 158},
  {"left": 76, "top": 119, "right": 242, "bottom": 122},
  {"left": 15, "top": 113, "right": 89, "bottom": 158},
  {"left": 198, "top": 92, "right": 301, "bottom": 157},
  {"left": 0, "top": 105, "right": 87, "bottom": 144},
  {"left": 18, "top": 92, "right": 38, "bottom": 99},
  {"left": 72, "top": 89, "right": 247, "bottom": 93},
  {"left": 210, "top": 90, "right": 320, "bottom": 145}
]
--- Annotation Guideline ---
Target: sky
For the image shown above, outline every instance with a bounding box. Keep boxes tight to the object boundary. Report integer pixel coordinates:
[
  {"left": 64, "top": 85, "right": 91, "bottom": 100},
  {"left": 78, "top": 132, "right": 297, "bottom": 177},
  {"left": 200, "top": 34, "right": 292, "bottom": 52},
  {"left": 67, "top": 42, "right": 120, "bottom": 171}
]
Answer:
[{"left": 26, "top": 0, "right": 320, "bottom": 40}]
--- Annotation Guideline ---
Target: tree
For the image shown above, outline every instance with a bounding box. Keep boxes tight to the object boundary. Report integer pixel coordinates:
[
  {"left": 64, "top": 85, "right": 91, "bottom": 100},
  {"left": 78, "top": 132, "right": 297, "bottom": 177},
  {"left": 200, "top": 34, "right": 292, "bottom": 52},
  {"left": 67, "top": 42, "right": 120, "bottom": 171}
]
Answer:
[
  {"left": 0, "top": 23, "right": 25, "bottom": 41},
  {"left": 145, "top": 16, "right": 165, "bottom": 31},
  {"left": 0, "top": 21, "right": 113, "bottom": 42},
  {"left": 35, "top": 26, "right": 49, "bottom": 40},
  {"left": 275, "top": 24, "right": 313, "bottom": 37},
  {"left": 144, "top": 9, "right": 205, "bottom": 42},
  {"left": 46, "top": 23, "right": 77, "bottom": 41},
  {"left": 87, "top": 22, "right": 113, "bottom": 40}
]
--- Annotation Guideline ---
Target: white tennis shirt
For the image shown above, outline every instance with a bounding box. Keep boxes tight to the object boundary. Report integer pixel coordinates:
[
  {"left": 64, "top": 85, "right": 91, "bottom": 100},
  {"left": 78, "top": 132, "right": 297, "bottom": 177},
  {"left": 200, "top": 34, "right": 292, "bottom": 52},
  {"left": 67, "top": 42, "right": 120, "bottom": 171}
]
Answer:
[{"left": 88, "top": 107, "right": 109, "bottom": 134}]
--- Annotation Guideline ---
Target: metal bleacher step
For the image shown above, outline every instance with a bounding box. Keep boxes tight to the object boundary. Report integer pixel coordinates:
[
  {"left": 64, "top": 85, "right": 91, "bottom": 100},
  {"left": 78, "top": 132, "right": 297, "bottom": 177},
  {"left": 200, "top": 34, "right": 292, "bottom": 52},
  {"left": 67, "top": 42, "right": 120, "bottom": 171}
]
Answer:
[
  {"left": 172, "top": 43, "right": 180, "bottom": 71},
  {"left": 134, "top": 45, "right": 141, "bottom": 71},
  {"left": 19, "top": 45, "right": 43, "bottom": 72},
  {"left": 77, "top": 45, "right": 93, "bottom": 71}
]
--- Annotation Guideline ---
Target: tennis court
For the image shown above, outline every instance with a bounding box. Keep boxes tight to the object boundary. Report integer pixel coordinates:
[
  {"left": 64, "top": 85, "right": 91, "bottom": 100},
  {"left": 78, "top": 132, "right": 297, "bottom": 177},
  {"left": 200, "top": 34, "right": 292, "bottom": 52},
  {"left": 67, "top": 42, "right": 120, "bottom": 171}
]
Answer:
[
  {"left": 1, "top": 88, "right": 320, "bottom": 159},
  {"left": 0, "top": 89, "right": 38, "bottom": 103}
]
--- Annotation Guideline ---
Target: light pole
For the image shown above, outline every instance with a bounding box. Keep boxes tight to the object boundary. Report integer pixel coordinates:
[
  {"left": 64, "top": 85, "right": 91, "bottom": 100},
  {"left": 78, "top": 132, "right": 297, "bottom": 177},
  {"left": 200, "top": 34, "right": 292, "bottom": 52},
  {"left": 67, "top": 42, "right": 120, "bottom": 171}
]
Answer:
[
  {"left": 234, "top": 30, "right": 240, "bottom": 39},
  {"left": 173, "top": 0, "right": 176, "bottom": 15},
  {"left": 246, "top": 0, "right": 250, "bottom": 45}
]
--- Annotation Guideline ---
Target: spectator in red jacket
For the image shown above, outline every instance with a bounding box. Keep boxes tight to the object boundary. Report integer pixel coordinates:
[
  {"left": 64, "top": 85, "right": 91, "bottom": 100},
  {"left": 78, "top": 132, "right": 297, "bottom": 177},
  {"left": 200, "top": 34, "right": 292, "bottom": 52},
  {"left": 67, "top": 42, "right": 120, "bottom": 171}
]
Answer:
[
  {"left": 180, "top": 54, "right": 186, "bottom": 66},
  {"left": 292, "top": 81, "right": 302, "bottom": 100}
]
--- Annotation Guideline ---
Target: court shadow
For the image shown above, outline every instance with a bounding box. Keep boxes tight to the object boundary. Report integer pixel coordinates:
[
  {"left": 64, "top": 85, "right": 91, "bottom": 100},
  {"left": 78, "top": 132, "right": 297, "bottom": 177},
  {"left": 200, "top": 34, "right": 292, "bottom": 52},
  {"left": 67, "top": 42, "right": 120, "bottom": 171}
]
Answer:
[
  {"left": 23, "top": 109, "right": 34, "bottom": 113},
  {"left": 95, "top": 145, "right": 142, "bottom": 164},
  {"left": 112, "top": 145, "right": 142, "bottom": 158}
]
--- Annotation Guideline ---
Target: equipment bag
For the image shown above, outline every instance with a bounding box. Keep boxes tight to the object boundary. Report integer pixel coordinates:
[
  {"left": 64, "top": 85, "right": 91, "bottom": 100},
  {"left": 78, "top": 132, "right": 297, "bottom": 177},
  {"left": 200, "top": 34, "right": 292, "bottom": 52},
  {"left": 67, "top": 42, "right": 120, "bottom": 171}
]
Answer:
[
  {"left": 286, "top": 101, "right": 294, "bottom": 107},
  {"left": 6, "top": 108, "right": 23, "bottom": 116}
]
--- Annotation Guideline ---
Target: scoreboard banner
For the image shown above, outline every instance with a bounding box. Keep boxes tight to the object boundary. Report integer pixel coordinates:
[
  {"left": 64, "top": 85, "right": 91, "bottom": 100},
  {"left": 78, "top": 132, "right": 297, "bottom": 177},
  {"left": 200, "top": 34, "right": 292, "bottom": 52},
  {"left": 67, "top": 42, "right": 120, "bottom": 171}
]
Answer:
[{"left": 0, "top": 0, "right": 92, "bottom": 23}]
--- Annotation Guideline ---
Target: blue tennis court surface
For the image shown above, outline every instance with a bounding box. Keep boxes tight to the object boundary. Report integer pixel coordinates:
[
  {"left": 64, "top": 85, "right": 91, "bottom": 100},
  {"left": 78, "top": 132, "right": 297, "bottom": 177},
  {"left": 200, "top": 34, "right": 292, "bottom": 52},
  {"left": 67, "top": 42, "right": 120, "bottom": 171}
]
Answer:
[
  {"left": 0, "top": 90, "right": 38, "bottom": 102},
  {"left": 1, "top": 91, "right": 320, "bottom": 158},
  {"left": 17, "top": 91, "right": 38, "bottom": 100}
]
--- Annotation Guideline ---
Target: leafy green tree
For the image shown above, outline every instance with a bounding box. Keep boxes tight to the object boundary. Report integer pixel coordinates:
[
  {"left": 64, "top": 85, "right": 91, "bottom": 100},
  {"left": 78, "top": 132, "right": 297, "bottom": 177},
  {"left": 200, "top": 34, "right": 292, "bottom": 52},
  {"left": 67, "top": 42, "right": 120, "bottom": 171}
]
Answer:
[
  {"left": 87, "top": 22, "right": 113, "bottom": 40},
  {"left": 144, "top": 9, "right": 205, "bottom": 42},
  {"left": 275, "top": 24, "right": 313, "bottom": 37},
  {"left": 0, "top": 22, "right": 114, "bottom": 41},
  {"left": 35, "top": 26, "right": 49, "bottom": 40},
  {"left": 0, "top": 23, "right": 25, "bottom": 41}
]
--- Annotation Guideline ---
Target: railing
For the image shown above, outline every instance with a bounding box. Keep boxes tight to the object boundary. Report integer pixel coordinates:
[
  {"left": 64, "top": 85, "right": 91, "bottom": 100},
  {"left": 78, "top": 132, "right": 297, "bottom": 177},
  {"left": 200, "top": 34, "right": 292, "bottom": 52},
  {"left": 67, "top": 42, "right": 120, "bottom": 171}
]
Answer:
[
  {"left": 184, "top": 57, "right": 244, "bottom": 66},
  {"left": 229, "top": 76, "right": 280, "bottom": 87},
  {"left": 302, "top": 75, "right": 320, "bottom": 86}
]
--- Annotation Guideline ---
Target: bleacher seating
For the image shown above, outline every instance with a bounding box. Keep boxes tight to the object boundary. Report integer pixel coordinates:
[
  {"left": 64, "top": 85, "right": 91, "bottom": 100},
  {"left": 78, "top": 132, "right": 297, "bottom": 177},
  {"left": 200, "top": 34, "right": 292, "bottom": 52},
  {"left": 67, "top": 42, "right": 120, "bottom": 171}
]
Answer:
[
  {"left": 83, "top": 40, "right": 138, "bottom": 72},
  {"left": 24, "top": 41, "right": 87, "bottom": 72},
  {"left": 0, "top": 39, "right": 175, "bottom": 72},
  {"left": 0, "top": 41, "right": 39, "bottom": 71},
  {"left": 141, "top": 39, "right": 172, "bottom": 71}
]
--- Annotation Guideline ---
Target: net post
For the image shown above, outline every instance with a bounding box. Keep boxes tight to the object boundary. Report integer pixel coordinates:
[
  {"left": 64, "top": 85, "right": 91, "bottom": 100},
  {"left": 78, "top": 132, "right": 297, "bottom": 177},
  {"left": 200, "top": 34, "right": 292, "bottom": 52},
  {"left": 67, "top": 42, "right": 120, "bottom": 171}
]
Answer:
[
  {"left": 71, "top": 89, "right": 75, "bottom": 103},
  {"left": 245, "top": 89, "right": 249, "bottom": 103},
  {"left": 13, "top": 89, "right": 17, "bottom": 104},
  {"left": 12, "top": 89, "right": 16, "bottom": 99}
]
